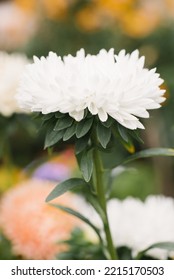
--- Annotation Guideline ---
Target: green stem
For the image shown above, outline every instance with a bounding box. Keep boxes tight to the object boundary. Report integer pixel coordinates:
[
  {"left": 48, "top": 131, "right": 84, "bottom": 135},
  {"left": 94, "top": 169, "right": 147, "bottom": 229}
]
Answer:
[{"left": 92, "top": 137, "right": 118, "bottom": 260}]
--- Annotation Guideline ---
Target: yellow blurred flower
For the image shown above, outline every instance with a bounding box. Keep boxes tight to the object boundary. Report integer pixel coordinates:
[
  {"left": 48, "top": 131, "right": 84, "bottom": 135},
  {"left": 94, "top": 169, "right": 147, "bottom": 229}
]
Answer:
[{"left": 0, "top": 166, "right": 24, "bottom": 194}]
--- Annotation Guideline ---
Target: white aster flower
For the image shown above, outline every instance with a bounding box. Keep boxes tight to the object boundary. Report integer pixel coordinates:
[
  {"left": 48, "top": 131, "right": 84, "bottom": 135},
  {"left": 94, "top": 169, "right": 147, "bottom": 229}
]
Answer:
[
  {"left": 107, "top": 196, "right": 174, "bottom": 259},
  {"left": 78, "top": 195, "right": 174, "bottom": 259},
  {"left": 17, "top": 48, "right": 165, "bottom": 130},
  {"left": 0, "top": 52, "right": 30, "bottom": 117}
]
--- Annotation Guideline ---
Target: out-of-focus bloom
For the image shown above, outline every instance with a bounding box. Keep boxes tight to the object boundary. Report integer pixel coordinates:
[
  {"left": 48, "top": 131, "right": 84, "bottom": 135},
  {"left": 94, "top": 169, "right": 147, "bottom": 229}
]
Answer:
[
  {"left": 32, "top": 149, "right": 77, "bottom": 182},
  {"left": 0, "top": 166, "right": 23, "bottom": 194},
  {"left": 76, "top": 0, "right": 174, "bottom": 37},
  {"left": 72, "top": 195, "right": 174, "bottom": 259},
  {"left": 166, "top": 0, "right": 174, "bottom": 17},
  {"left": 32, "top": 163, "right": 71, "bottom": 182},
  {"left": 76, "top": 7, "right": 105, "bottom": 32},
  {"left": 0, "top": 2, "right": 37, "bottom": 50},
  {"left": 15, "top": 0, "right": 73, "bottom": 20},
  {"left": 0, "top": 52, "right": 30, "bottom": 117},
  {"left": 0, "top": 180, "right": 81, "bottom": 259},
  {"left": 13, "top": 0, "right": 174, "bottom": 38},
  {"left": 120, "top": 8, "right": 161, "bottom": 38},
  {"left": 107, "top": 196, "right": 174, "bottom": 259},
  {"left": 17, "top": 49, "right": 165, "bottom": 130}
]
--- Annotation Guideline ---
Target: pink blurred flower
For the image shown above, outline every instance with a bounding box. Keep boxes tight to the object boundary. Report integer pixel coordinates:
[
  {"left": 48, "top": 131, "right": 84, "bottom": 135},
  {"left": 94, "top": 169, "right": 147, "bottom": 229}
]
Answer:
[{"left": 0, "top": 179, "right": 81, "bottom": 259}]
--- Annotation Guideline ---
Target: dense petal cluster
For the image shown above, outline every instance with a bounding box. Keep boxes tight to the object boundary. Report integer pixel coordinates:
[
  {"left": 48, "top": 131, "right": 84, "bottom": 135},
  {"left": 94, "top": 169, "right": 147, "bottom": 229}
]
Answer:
[
  {"left": 0, "top": 180, "right": 81, "bottom": 259},
  {"left": 17, "top": 49, "right": 165, "bottom": 130},
  {"left": 79, "top": 195, "right": 174, "bottom": 259},
  {"left": 0, "top": 52, "right": 29, "bottom": 116},
  {"left": 108, "top": 196, "right": 174, "bottom": 259}
]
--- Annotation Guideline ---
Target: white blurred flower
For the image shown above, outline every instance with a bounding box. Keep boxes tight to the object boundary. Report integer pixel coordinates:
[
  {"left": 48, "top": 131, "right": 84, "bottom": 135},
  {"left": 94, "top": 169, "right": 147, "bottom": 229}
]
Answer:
[
  {"left": 107, "top": 196, "right": 174, "bottom": 259},
  {"left": 0, "top": 52, "right": 30, "bottom": 117},
  {"left": 17, "top": 49, "right": 165, "bottom": 130},
  {"left": 70, "top": 195, "right": 174, "bottom": 259}
]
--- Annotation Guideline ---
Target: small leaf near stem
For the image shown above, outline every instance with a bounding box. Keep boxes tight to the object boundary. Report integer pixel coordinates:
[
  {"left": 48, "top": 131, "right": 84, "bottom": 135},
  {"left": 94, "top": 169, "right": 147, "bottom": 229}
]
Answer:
[
  {"left": 49, "top": 203, "right": 103, "bottom": 245},
  {"left": 136, "top": 242, "right": 174, "bottom": 260},
  {"left": 79, "top": 149, "right": 94, "bottom": 182},
  {"left": 45, "top": 178, "right": 89, "bottom": 202}
]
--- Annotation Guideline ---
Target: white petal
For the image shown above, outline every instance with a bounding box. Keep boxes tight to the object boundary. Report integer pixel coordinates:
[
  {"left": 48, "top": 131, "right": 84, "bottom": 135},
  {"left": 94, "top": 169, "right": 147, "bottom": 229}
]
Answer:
[
  {"left": 98, "top": 108, "right": 108, "bottom": 122},
  {"left": 16, "top": 48, "right": 165, "bottom": 130},
  {"left": 69, "top": 110, "right": 84, "bottom": 121}
]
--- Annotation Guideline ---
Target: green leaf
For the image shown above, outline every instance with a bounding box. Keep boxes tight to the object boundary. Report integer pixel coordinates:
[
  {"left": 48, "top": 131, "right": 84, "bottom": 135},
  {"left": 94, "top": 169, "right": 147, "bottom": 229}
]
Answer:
[
  {"left": 120, "top": 138, "right": 135, "bottom": 154},
  {"left": 117, "top": 124, "right": 129, "bottom": 143},
  {"left": 124, "top": 148, "right": 174, "bottom": 164},
  {"left": 128, "top": 130, "right": 144, "bottom": 144},
  {"left": 87, "top": 195, "right": 106, "bottom": 223},
  {"left": 55, "top": 112, "right": 64, "bottom": 118},
  {"left": 32, "top": 112, "right": 41, "bottom": 119},
  {"left": 97, "top": 123, "right": 111, "bottom": 148},
  {"left": 75, "top": 135, "right": 90, "bottom": 155},
  {"left": 45, "top": 178, "right": 89, "bottom": 202},
  {"left": 80, "top": 150, "right": 93, "bottom": 182},
  {"left": 44, "top": 128, "right": 64, "bottom": 149},
  {"left": 42, "top": 113, "right": 55, "bottom": 121},
  {"left": 63, "top": 122, "right": 76, "bottom": 141},
  {"left": 102, "top": 117, "right": 114, "bottom": 128},
  {"left": 136, "top": 242, "right": 174, "bottom": 259},
  {"left": 54, "top": 117, "right": 73, "bottom": 131},
  {"left": 50, "top": 203, "right": 102, "bottom": 242},
  {"left": 76, "top": 118, "right": 93, "bottom": 138}
]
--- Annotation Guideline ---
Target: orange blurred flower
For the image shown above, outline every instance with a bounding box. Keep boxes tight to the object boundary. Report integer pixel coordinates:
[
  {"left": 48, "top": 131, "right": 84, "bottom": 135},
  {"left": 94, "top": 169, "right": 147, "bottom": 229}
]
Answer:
[
  {"left": 0, "top": 179, "right": 81, "bottom": 259},
  {"left": 15, "top": 0, "right": 73, "bottom": 20},
  {"left": 13, "top": 0, "right": 174, "bottom": 37},
  {"left": 165, "top": 0, "right": 174, "bottom": 17},
  {"left": 121, "top": 8, "right": 161, "bottom": 38},
  {"left": 76, "top": 7, "right": 103, "bottom": 32},
  {"left": 76, "top": 0, "right": 174, "bottom": 37},
  {"left": 0, "top": 2, "right": 37, "bottom": 50}
]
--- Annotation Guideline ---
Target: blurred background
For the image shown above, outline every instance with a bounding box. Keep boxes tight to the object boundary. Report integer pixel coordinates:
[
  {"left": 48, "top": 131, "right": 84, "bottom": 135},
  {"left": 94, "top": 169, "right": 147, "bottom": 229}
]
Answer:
[{"left": 0, "top": 0, "right": 174, "bottom": 259}]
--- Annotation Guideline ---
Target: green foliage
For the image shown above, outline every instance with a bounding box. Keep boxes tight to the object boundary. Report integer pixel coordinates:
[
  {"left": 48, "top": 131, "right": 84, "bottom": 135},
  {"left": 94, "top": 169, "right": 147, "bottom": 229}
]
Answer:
[
  {"left": 50, "top": 204, "right": 101, "bottom": 241},
  {"left": 54, "top": 116, "right": 74, "bottom": 131},
  {"left": 117, "top": 246, "right": 133, "bottom": 260},
  {"left": 117, "top": 124, "right": 129, "bottom": 143},
  {"left": 102, "top": 117, "right": 115, "bottom": 128},
  {"left": 0, "top": 233, "right": 18, "bottom": 260},
  {"left": 79, "top": 149, "right": 93, "bottom": 182},
  {"left": 76, "top": 118, "right": 93, "bottom": 138},
  {"left": 124, "top": 148, "right": 174, "bottom": 164},
  {"left": 45, "top": 178, "right": 89, "bottom": 202},
  {"left": 97, "top": 122, "right": 112, "bottom": 148},
  {"left": 136, "top": 242, "right": 174, "bottom": 260},
  {"left": 75, "top": 134, "right": 90, "bottom": 154},
  {"left": 63, "top": 122, "right": 76, "bottom": 141},
  {"left": 44, "top": 127, "right": 64, "bottom": 149},
  {"left": 110, "top": 163, "right": 156, "bottom": 200},
  {"left": 0, "top": 114, "right": 45, "bottom": 166},
  {"left": 57, "top": 228, "right": 106, "bottom": 260}
]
